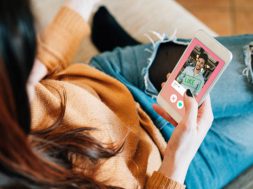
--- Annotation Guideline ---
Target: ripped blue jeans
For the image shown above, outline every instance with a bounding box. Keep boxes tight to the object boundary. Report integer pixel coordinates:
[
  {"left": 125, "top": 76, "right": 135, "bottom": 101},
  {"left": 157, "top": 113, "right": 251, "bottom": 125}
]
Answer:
[{"left": 90, "top": 34, "right": 253, "bottom": 189}]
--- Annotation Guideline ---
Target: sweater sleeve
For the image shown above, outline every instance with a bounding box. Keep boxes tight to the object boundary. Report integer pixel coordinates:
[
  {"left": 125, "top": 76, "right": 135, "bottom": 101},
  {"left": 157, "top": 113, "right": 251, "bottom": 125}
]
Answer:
[
  {"left": 146, "top": 171, "right": 186, "bottom": 189},
  {"left": 37, "top": 7, "right": 90, "bottom": 74}
]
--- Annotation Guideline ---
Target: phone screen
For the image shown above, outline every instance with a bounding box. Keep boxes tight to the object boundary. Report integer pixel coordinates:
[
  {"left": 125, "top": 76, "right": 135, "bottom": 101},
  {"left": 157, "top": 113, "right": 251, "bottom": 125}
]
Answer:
[{"left": 159, "top": 38, "right": 225, "bottom": 114}]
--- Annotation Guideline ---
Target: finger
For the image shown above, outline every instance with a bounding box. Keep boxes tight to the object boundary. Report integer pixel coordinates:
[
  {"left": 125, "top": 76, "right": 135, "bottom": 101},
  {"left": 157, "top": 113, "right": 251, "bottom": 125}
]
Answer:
[
  {"left": 198, "top": 95, "right": 209, "bottom": 113},
  {"left": 199, "top": 95, "right": 212, "bottom": 121},
  {"left": 161, "top": 73, "right": 171, "bottom": 88},
  {"left": 198, "top": 95, "right": 213, "bottom": 135},
  {"left": 166, "top": 73, "right": 171, "bottom": 79},
  {"left": 182, "top": 89, "right": 198, "bottom": 128},
  {"left": 152, "top": 104, "right": 178, "bottom": 126}
]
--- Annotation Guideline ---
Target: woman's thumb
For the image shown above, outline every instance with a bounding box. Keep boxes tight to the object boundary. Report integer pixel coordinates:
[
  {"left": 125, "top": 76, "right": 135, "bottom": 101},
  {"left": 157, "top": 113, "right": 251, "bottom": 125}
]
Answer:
[{"left": 182, "top": 89, "right": 198, "bottom": 125}]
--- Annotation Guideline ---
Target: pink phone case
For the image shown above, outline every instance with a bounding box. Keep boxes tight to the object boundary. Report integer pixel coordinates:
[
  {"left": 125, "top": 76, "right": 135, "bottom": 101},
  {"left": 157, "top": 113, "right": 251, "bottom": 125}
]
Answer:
[{"left": 159, "top": 38, "right": 225, "bottom": 117}]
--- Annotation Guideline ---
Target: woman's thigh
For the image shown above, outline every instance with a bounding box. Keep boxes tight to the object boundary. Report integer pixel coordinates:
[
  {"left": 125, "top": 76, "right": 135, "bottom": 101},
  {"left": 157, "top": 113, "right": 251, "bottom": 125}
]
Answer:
[
  {"left": 211, "top": 35, "right": 253, "bottom": 119},
  {"left": 90, "top": 44, "right": 151, "bottom": 91}
]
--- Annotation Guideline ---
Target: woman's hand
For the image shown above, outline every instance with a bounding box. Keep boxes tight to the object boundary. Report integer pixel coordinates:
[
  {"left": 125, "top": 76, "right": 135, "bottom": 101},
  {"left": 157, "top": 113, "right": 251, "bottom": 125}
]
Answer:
[
  {"left": 154, "top": 73, "right": 179, "bottom": 125},
  {"left": 154, "top": 90, "right": 213, "bottom": 184},
  {"left": 27, "top": 59, "right": 48, "bottom": 102},
  {"left": 64, "top": 0, "right": 100, "bottom": 22}
]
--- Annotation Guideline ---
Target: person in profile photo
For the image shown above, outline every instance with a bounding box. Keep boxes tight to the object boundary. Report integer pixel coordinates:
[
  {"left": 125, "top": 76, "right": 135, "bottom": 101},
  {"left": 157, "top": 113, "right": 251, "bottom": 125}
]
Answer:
[{"left": 177, "top": 53, "right": 208, "bottom": 95}]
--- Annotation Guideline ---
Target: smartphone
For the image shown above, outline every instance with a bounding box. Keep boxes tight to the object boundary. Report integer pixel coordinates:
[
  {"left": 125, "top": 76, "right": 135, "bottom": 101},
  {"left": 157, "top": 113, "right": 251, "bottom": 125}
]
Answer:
[{"left": 157, "top": 30, "right": 233, "bottom": 123}]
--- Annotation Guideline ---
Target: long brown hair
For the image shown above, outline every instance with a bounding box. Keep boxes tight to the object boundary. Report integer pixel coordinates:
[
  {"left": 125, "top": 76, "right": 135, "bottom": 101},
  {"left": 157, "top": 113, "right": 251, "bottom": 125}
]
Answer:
[{"left": 0, "top": 0, "right": 124, "bottom": 188}]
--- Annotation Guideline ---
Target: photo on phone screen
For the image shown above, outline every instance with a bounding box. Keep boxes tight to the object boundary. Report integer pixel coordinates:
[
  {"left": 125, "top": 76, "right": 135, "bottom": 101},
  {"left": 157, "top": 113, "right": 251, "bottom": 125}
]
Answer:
[
  {"left": 175, "top": 45, "right": 219, "bottom": 97},
  {"left": 169, "top": 38, "right": 225, "bottom": 104}
]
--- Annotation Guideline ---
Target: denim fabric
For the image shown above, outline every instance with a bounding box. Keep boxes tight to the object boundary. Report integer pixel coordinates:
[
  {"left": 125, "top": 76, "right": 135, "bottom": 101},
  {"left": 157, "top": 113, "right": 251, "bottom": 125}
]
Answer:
[
  {"left": 211, "top": 35, "right": 253, "bottom": 119},
  {"left": 90, "top": 34, "right": 253, "bottom": 189},
  {"left": 242, "top": 41, "right": 253, "bottom": 83}
]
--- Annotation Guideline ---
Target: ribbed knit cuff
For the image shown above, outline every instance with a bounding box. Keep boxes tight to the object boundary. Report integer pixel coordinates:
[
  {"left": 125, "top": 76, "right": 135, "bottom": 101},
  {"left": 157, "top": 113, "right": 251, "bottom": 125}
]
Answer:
[
  {"left": 146, "top": 171, "right": 186, "bottom": 189},
  {"left": 37, "top": 7, "right": 90, "bottom": 74},
  {"left": 51, "top": 6, "right": 90, "bottom": 35}
]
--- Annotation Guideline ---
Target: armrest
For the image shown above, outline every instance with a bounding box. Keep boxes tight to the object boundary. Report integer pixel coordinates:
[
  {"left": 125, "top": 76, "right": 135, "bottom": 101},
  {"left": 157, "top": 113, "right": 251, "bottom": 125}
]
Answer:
[{"left": 102, "top": 0, "right": 217, "bottom": 40}]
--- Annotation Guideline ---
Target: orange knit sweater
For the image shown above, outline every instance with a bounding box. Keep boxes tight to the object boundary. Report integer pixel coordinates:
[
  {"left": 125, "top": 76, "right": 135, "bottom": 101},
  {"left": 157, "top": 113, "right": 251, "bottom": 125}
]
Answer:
[{"left": 33, "top": 7, "right": 185, "bottom": 189}]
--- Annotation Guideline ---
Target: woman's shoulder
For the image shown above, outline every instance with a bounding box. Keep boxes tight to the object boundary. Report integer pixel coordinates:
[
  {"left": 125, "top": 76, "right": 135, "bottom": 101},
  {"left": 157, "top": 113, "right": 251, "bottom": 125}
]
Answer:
[{"left": 31, "top": 79, "right": 128, "bottom": 142}]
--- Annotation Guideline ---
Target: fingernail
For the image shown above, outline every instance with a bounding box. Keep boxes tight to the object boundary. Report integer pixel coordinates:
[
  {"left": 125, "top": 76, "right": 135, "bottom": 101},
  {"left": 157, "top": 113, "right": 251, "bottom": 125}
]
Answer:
[{"left": 186, "top": 89, "right": 193, "bottom": 97}]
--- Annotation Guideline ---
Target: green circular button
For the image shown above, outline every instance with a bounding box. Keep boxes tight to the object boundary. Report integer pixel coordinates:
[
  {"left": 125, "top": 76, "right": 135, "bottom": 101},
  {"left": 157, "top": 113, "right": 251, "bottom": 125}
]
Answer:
[{"left": 177, "top": 101, "right": 184, "bottom": 109}]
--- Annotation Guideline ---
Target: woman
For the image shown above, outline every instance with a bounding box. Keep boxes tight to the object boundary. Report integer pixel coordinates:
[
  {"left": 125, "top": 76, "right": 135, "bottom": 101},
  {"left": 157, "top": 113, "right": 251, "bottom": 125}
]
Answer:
[
  {"left": 0, "top": 0, "right": 211, "bottom": 188},
  {"left": 0, "top": 0, "right": 129, "bottom": 188},
  {"left": 1, "top": 0, "right": 253, "bottom": 188}
]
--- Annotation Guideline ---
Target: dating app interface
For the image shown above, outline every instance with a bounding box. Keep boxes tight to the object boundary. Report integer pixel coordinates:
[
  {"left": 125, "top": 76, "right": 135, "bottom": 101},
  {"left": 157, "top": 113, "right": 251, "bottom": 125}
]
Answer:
[{"left": 161, "top": 38, "right": 225, "bottom": 114}]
